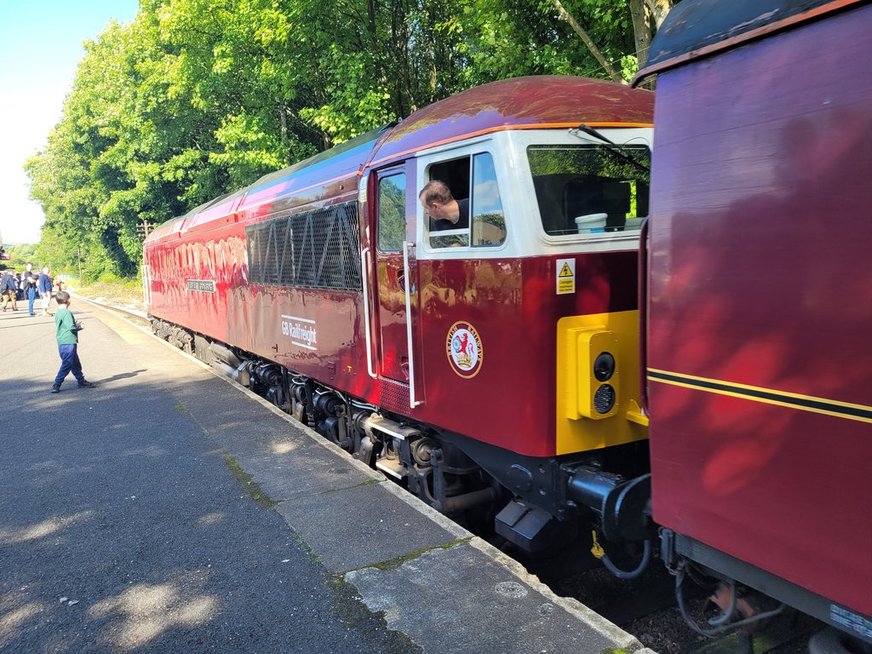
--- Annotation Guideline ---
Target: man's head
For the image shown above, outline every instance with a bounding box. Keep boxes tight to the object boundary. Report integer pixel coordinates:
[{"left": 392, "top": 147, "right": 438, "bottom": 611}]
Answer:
[
  {"left": 42, "top": 266, "right": 49, "bottom": 274},
  {"left": 55, "top": 291, "right": 71, "bottom": 306},
  {"left": 419, "top": 180, "right": 459, "bottom": 222}
]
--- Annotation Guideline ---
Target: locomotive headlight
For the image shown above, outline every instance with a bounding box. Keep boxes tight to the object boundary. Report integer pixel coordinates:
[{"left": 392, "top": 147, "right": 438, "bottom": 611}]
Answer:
[
  {"left": 594, "top": 352, "right": 615, "bottom": 381},
  {"left": 593, "top": 352, "right": 617, "bottom": 413},
  {"left": 572, "top": 331, "right": 620, "bottom": 420},
  {"left": 558, "top": 312, "right": 646, "bottom": 452},
  {"left": 594, "top": 383, "right": 617, "bottom": 414}
]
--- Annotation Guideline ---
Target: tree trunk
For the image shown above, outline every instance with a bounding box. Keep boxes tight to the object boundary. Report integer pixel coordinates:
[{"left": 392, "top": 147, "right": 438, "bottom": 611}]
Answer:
[
  {"left": 550, "top": 0, "right": 625, "bottom": 84},
  {"left": 398, "top": 0, "right": 413, "bottom": 116},
  {"left": 629, "top": 0, "right": 651, "bottom": 67},
  {"left": 645, "top": 0, "right": 673, "bottom": 29},
  {"left": 279, "top": 104, "right": 288, "bottom": 152},
  {"left": 426, "top": 4, "right": 438, "bottom": 100}
]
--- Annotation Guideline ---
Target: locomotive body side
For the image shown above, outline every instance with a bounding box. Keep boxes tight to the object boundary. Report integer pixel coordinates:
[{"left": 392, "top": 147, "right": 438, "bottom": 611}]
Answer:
[
  {"left": 639, "top": 0, "right": 872, "bottom": 640},
  {"left": 145, "top": 132, "right": 380, "bottom": 383}
]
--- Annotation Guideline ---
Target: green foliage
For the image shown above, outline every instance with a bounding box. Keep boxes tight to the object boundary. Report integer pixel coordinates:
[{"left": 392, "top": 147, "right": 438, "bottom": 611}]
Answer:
[
  {"left": 26, "top": 0, "right": 659, "bottom": 281},
  {"left": 76, "top": 276, "right": 145, "bottom": 307},
  {"left": 458, "top": 0, "right": 639, "bottom": 85},
  {"left": 4, "top": 243, "right": 38, "bottom": 267}
]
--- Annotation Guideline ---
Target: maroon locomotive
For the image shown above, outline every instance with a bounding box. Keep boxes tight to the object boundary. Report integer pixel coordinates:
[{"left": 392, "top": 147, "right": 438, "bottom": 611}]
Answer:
[
  {"left": 636, "top": 0, "right": 871, "bottom": 646},
  {"left": 144, "top": 76, "right": 656, "bottom": 562},
  {"left": 144, "top": 8, "right": 872, "bottom": 643}
]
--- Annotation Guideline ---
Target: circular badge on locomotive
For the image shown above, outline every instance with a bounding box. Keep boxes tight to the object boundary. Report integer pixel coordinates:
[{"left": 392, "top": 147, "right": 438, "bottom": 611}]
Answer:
[{"left": 446, "top": 322, "right": 483, "bottom": 379}]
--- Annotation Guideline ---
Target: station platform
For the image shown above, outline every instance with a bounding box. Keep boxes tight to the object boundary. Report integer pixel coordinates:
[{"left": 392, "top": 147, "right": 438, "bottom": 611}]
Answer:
[{"left": 0, "top": 299, "right": 656, "bottom": 653}]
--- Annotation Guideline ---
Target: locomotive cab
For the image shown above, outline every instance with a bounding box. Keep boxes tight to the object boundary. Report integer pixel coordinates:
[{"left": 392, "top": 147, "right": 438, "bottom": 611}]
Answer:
[{"left": 361, "top": 114, "right": 655, "bottom": 558}]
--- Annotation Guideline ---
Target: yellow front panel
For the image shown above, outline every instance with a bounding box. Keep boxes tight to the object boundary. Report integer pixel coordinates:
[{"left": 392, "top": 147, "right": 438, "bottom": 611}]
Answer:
[{"left": 556, "top": 310, "right": 649, "bottom": 455}]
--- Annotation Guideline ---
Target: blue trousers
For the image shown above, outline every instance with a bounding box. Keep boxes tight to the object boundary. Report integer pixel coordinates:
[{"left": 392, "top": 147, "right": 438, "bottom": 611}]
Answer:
[
  {"left": 54, "top": 344, "right": 86, "bottom": 388},
  {"left": 27, "top": 287, "right": 36, "bottom": 315}
]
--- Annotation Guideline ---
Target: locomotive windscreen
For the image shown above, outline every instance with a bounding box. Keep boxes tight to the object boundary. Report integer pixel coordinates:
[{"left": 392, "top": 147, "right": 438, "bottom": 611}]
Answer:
[{"left": 528, "top": 144, "right": 650, "bottom": 236}]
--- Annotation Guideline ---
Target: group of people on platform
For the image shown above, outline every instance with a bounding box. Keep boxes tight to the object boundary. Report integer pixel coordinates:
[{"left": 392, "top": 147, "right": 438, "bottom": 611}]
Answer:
[
  {"left": 1, "top": 264, "right": 64, "bottom": 316},
  {"left": 1, "top": 263, "right": 92, "bottom": 392}
]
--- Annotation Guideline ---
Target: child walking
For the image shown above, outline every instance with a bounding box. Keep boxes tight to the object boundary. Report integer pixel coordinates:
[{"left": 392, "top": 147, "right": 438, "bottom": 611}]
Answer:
[{"left": 51, "top": 291, "right": 96, "bottom": 393}]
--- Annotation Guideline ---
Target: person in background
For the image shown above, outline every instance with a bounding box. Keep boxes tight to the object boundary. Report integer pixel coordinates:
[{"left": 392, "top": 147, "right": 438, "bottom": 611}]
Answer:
[
  {"left": 1, "top": 270, "right": 17, "bottom": 311},
  {"left": 38, "top": 266, "right": 53, "bottom": 316},
  {"left": 51, "top": 291, "right": 96, "bottom": 393},
  {"left": 22, "top": 263, "right": 38, "bottom": 316},
  {"left": 14, "top": 273, "right": 23, "bottom": 301}
]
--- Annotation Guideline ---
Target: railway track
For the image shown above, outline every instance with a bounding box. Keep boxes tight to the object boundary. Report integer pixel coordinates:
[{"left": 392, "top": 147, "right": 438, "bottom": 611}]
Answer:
[
  {"left": 529, "top": 546, "right": 821, "bottom": 653},
  {"left": 74, "top": 294, "right": 149, "bottom": 324},
  {"left": 519, "top": 534, "right": 823, "bottom": 653}
]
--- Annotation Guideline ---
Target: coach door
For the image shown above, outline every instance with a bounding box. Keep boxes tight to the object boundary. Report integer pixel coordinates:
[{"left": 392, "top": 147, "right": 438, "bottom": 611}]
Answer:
[{"left": 371, "top": 164, "right": 420, "bottom": 398}]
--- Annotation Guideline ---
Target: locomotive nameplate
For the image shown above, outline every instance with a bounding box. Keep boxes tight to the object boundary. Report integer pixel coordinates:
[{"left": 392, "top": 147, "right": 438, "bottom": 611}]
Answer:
[
  {"left": 281, "top": 314, "right": 318, "bottom": 351},
  {"left": 186, "top": 279, "right": 216, "bottom": 293}
]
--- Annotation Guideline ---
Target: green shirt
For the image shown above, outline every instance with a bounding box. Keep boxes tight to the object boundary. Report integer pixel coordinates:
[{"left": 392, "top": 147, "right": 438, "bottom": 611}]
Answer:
[{"left": 55, "top": 306, "right": 79, "bottom": 345}]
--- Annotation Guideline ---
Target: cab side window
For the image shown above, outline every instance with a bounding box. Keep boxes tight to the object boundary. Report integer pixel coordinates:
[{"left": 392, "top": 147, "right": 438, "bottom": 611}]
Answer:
[
  {"left": 470, "top": 153, "right": 506, "bottom": 247},
  {"left": 378, "top": 173, "right": 406, "bottom": 252},
  {"left": 425, "top": 153, "right": 506, "bottom": 249}
]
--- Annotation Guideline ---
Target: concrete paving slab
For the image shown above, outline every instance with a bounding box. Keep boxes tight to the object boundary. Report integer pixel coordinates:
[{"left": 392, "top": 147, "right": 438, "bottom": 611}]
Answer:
[
  {"left": 275, "top": 481, "right": 463, "bottom": 574},
  {"left": 155, "top": 374, "right": 382, "bottom": 501},
  {"left": 234, "top": 442, "right": 378, "bottom": 502},
  {"left": 346, "top": 541, "right": 643, "bottom": 654}
]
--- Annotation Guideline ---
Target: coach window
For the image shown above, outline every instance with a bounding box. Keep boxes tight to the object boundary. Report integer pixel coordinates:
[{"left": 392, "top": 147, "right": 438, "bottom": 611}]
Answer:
[
  {"left": 378, "top": 173, "right": 406, "bottom": 252},
  {"left": 426, "top": 153, "right": 506, "bottom": 249}
]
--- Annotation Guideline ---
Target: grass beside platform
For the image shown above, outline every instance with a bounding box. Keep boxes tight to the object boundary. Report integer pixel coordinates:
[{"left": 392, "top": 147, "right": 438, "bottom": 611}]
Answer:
[{"left": 71, "top": 278, "right": 145, "bottom": 312}]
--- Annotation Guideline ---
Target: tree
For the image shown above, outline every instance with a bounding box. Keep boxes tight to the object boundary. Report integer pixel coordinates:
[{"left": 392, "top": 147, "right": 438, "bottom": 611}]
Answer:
[
  {"left": 629, "top": 0, "right": 673, "bottom": 67},
  {"left": 26, "top": 0, "right": 671, "bottom": 282},
  {"left": 550, "top": 0, "right": 624, "bottom": 82}
]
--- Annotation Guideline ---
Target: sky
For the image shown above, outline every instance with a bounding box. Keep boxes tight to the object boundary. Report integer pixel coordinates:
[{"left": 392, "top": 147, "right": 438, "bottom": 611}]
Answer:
[{"left": 0, "top": 0, "right": 140, "bottom": 245}]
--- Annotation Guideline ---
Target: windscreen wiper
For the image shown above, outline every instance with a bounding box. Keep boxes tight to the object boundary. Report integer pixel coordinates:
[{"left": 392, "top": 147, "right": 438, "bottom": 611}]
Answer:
[{"left": 569, "top": 124, "right": 650, "bottom": 176}]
